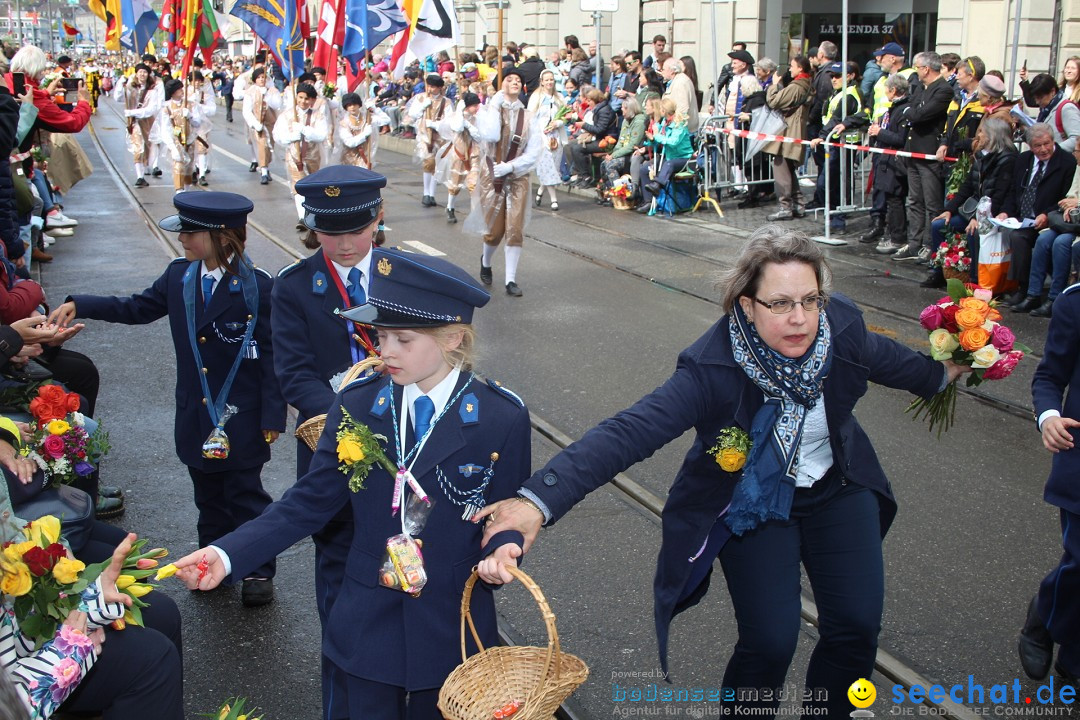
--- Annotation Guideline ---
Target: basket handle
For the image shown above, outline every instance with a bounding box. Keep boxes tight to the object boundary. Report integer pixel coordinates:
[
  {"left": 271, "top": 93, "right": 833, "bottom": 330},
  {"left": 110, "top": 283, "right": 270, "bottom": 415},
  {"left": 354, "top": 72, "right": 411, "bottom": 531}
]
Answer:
[
  {"left": 342, "top": 356, "right": 384, "bottom": 384},
  {"left": 460, "top": 565, "right": 563, "bottom": 683}
]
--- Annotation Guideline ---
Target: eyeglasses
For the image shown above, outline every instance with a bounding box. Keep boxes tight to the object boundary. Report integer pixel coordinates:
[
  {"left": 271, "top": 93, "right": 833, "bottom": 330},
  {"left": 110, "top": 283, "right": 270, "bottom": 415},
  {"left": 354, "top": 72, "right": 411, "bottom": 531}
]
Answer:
[{"left": 753, "top": 295, "right": 827, "bottom": 314}]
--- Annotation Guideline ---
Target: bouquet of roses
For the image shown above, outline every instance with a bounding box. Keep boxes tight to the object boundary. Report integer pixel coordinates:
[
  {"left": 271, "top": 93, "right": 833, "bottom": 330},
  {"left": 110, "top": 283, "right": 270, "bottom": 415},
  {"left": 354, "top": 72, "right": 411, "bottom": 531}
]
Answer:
[
  {"left": 336, "top": 407, "right": 397, "bottom": 492},
  {"left": 321, "top": 82, "right": 337, "bottom": 99},
  {"left": 931, "top": 230, "right": 970, "bottom": 275},
  {"left": 909, "top": 279, "right": 1031, "bottom": 436},
  {"left": 24, "top": 385, "right": 110, "bottom": 486},
  {"left": 1, "top": 517, "right": 167, "bottom": 649}
]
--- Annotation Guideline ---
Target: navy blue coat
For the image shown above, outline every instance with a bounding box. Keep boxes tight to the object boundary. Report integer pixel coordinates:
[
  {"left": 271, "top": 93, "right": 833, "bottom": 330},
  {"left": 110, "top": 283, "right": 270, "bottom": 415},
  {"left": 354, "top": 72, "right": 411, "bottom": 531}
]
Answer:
[
  {"left": 216, "top": 371, "right": 531, "bottom": 690},
  {"left": 70, "top": 258, "right": 287, "bottom": 471},
  {"left": 1032, "top": 285, "right": 1080, "bottom": 516},
  {"left": 520, "top": 295, "right": 945, "bottom": 671}
]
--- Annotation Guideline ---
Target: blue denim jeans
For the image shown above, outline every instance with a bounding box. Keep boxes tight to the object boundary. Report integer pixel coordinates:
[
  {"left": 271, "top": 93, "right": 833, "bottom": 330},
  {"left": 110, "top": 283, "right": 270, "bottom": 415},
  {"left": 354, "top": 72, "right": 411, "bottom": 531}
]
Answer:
[
  {"left": 1028, "top": 228, "right": 1077, "bottom": 301},
  {"left": 30, "top": 170, "right": 54, "bottom": 214}
]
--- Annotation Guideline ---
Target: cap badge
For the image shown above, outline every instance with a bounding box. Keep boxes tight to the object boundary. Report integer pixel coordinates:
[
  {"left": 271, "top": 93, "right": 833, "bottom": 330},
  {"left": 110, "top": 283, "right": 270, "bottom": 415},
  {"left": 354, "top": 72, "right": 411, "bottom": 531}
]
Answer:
[
  {"left": 324, "top": 186, "right": 341, "bottom": 198},
  {"left": 377, "top": 258, "right": 392, "bottom": 276}
]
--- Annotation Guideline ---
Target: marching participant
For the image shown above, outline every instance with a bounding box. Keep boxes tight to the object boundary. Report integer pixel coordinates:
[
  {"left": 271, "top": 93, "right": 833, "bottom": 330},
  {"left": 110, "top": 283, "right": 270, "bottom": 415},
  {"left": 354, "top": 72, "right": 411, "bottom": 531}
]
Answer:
[
  {"left": 271, "top": 165, "right": 386, "bottom": 720},
  {"left": 234, "top": 52, "right": 267, "bottom": 173},
  {"left": 158, "top": 78, "right": 197, "bottom": 193},
  {"left": 468, "top": 69, "right": 542, "bottom": 297},
  {"left": 189, "top": 70, "right": 217, "bottom": 185},
  {"left": 115, "top": 62, "right": 163, "bottom": 187},
  {"left": 243, "top": 67, "right": 282, "bottom": 185},
  {"left": 175, "top": 247, "right": 531, "bottom": 720},
  {"left": 273, "top": 82, "right": 328, "bottom": 230},
  {"left": 311, "top": 66, "right": 341, "bottom": 147},
  {"left": 410, "top": 74, "right": 450, "bottom": 207},
  {"left": 339, "top": 92, "right": 390, "bottom": 169},
  {"left": 436, "top": 91, "right": 482, "bottom": 225},
  {"left": 50, "top": 192, "right": 287, "bottom": 608}
]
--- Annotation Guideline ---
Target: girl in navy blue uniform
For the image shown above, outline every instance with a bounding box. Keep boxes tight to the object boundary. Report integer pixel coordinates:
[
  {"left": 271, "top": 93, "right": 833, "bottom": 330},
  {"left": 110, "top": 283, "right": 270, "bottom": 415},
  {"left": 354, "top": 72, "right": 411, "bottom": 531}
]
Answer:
[
  {"left": 49, "top": 192, "right": 287, "bottom": 607},
  {"left": 174, "top": 248, "right": 531, "bottom": 720}
]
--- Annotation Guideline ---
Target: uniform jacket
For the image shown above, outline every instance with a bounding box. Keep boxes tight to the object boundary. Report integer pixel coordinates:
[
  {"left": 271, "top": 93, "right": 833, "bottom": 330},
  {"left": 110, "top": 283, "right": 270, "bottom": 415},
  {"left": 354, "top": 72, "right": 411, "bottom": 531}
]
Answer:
[
  {"left": 519, "top": 295, "right": 944, "bottom": 671},
  {"left": 216, "top": 371, "right": 532, "bottom": 690},
  {"left": 1033, "top": 285, "right": 1080, "bottom": 515},
  {"left": 70, "top": 258, "right": 286, "bottom": 471},
  {"left": 1002, "top": 146, "right": 1077, "bottom": 220}
]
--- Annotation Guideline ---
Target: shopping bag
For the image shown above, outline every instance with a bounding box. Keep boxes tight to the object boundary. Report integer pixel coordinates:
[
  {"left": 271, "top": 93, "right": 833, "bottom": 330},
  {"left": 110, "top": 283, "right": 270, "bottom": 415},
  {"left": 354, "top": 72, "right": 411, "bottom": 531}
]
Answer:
[
  {"left": 977, "top": 227, "right": 1017, "bottom": 295},
  {"left": 744, "top": 107, "right": 787, "bottom": 163}
]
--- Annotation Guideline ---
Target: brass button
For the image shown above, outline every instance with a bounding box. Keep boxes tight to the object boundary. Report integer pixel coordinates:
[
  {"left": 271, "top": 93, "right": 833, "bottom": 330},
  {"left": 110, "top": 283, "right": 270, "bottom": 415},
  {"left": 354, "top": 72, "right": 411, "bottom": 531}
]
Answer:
[
  {"left": 247, "top": 314, "right": 253, "bottom": 321},
  {"left": 198, "top": 336, "right": 206, "bottom": 344},
  {"left": 202, "top": 398, "right": 208, "bottom": 405},
  {"left": 201, "top": 367, "right": 208, "bottom": 375}
]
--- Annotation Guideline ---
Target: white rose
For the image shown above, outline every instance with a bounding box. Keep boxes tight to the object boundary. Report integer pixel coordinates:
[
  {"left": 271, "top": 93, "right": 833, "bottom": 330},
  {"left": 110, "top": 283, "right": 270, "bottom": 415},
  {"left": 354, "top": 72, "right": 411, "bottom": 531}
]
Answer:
[
  {"left": 971, "top": 344, "right": 1001, "bottom": 369},
  {"left": 928, "top": 328, "right": 959, "bottom": 360}
]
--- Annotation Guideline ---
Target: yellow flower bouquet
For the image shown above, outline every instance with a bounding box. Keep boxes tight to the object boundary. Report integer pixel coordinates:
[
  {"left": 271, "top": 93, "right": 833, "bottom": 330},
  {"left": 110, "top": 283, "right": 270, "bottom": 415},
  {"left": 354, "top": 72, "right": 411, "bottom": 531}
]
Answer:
[
  {"left": 210, "top": 696, "right": 264, "bottom": 720},
  {"left": 336, "top": 408, "right": 397, "bottom": 492},
  {"left": 708, "top": 427, "right": 752, "bottom": 473}
]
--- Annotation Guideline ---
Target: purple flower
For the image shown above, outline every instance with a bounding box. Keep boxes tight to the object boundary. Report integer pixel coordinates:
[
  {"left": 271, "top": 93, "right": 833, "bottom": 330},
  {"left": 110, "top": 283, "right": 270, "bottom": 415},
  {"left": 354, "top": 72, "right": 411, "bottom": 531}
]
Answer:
[
  {"left": 74, "top": 461, "right": 95, "bottom": 478},
  {"left": 920, "top": 304, "right": 945, "bottom": 331},
  {"left": 53, "top": 624, "right": 94, "bottom": 656},
  {"left": 49, "top": 658, "right": 83, "bottom": 702},
  {"left": 990, "top": 324, "right": 1015, "bottom": 352}
]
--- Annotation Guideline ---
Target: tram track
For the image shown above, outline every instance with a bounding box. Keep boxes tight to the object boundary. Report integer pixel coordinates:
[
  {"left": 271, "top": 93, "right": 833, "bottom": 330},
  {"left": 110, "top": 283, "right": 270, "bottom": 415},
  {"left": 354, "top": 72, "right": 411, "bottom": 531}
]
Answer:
[{"left": 87, "top": 107, "right": 980, "bottom": 720}]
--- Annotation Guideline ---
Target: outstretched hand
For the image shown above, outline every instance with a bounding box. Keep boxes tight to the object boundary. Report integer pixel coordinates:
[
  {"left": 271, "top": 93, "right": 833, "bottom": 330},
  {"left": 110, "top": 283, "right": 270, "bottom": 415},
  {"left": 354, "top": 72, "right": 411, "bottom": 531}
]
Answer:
[{"left": 174, "top": 547, "right": 227, "bottom": 591}]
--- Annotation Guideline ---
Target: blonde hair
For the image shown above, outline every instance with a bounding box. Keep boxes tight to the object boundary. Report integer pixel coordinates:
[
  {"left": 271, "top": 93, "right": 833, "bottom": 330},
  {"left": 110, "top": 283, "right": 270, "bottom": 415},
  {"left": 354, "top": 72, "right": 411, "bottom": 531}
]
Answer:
[
  {"left": 415, "top": 323, "right": 477, "bottom": 371},
  {"left": 718, "top": 225, "right": 830, "bottom": 312}
]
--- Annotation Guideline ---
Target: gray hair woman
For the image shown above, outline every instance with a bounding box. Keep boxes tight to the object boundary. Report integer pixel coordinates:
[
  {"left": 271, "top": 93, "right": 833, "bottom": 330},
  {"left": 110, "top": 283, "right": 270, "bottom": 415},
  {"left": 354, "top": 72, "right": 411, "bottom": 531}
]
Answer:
[
  {"left": 755, "top": 57, "right": 778, "bottom": 88},
  {"left": 599, "top": 95, "right": 648, "bottom": 200},
  {"left": 477, "top": 225, "right": 966, "bottom": 717}
]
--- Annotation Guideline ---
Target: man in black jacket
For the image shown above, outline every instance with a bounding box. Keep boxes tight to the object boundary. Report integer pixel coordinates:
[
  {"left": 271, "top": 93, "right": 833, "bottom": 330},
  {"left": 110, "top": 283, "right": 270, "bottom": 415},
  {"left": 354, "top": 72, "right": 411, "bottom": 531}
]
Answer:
[
  {"left": 516, "top": 45, "right": 545, "bottom": 102},
  {"left": 1002, "top": 124, "right": 1077, "bottom": 305},
  {"left": 893, "top": 51, "right": 954, "bottom": 263},
  {"left": 805, "top": 40, "right": 838, "bottom": 198}
]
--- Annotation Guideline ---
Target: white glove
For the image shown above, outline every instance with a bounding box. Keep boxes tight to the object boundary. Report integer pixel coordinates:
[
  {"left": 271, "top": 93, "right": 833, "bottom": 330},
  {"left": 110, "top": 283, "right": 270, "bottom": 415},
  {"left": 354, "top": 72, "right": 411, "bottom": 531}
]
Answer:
[
  {"left": 489, "top": 93, "right": 504, "bottom": 111},
  {"left": 254, "top": 123, "right": 264, "bottom": 133},
  {"left": 181, "top": 108, "right": 191, "bottom": 118},
  {"left": 170, "top": 148, "right": 181, "bottom": 162},
  {"left": 123, "top": 109, "right": 135, "bottom": 117},
  {"left": 301, "top": 126, "right": 312, "bottom": 138},
  {"left": 493, "top": 162, "right": 513, "bottom": 178},
  {"left": 364, "top": 98, "right": 375, "bottom": 110}
]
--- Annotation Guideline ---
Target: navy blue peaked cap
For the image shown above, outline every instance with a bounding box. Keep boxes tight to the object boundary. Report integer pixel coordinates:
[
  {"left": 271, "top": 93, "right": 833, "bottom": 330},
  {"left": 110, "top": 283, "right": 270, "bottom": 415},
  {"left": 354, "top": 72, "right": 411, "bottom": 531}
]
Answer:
[
  {"left": 296, "top": 165, "right": 387, "bottom": 234},
  {"left": 158, "top": 191, "right": 254, "bottom": 232}
]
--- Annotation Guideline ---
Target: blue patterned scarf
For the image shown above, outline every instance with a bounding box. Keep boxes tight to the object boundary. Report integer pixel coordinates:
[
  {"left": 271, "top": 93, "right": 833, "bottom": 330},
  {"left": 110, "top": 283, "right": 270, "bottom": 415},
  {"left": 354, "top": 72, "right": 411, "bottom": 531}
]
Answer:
[{"left": 725, "top": 304, "right": 832, "bottom": 535}]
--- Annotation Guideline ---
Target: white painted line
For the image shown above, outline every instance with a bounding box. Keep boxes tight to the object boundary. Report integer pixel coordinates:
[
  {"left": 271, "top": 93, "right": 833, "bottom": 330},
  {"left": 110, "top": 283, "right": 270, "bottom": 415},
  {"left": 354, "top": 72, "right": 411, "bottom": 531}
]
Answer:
[
  {"left": 812, "top": 235, "right": 849, "bottom": 246},
  {"left": 402, "top": 240, "right": 445, "bottom": 257},
  {"left": 212, "top": 144, "right": 294, "bottom": 190}
]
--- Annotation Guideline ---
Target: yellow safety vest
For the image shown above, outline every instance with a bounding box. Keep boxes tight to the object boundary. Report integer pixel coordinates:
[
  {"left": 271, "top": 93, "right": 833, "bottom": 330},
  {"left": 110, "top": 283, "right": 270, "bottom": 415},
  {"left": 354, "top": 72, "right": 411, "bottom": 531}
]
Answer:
[{"left": 872, "top": 67, "right": 913, "bottom": 122}]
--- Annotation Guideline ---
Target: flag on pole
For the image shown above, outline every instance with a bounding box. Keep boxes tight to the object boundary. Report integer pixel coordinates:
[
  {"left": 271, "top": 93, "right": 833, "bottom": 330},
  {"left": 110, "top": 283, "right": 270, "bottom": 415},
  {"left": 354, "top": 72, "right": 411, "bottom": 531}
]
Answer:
[
  {"left": 342, "top": 0, "right": 407, "bottom": 73},
  {"left": 232, "top": 0, "right": 306, "bottom": 79},
  {"left": 175, "top": 0, "right": 222, "bottom": 77},
  {"left": 388, "top": 0, "right": 457, "bottom": 77},
  {"left": 312, "top": 0, "right": 345, "bottom": 82},
  {"left": 61, "top": 20, "right": 80, "bottom": 36},
  {"left": 120, "top": 0, "right": 159, "bottom": 55},
  {"left": 159, "top": 0, "right": 177, "bottom": 63},
  {"left": 88, "top": 0, "right": 123, "bottom": 50}
]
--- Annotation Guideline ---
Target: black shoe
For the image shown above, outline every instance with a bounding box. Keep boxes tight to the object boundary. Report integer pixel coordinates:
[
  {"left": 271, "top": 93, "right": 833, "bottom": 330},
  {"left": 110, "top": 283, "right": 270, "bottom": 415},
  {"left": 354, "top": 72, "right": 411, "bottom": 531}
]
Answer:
[
  {"left": 95, "top": 495, "right": 125, "bottom": 520},
  {"left": 1002, "top": 290, "right": 1026, "bottom": 307},
  {"left": 859, "top": 217, "right": 885, "bottom": 244},
  {"left": 260, "top": 174, "right": 270, "bottom": 185},
  {"left": 479, "top": 263, "right": 493, "bottom": 286},
  {"left": 134, "top": 177, "right": 149, "bottom": 188},
  {"left": 635, "top": 203, "right": 652, "bottom": 214},
  {"left": 919, "top": 269, "right": 946, "bottom": 289},
  {"left": 446, "top": 208, "right": 457, "bottom": 224},
  {"left": 241, "top": 578, "right": 274, "bottom": 607},
  {"left": 645, "top": 181, "right": 662, "bottom": 196},
  {"left": 199, "top": 175, "right": 209, "bottom": 186},
  {"left": 534, "top": 190, "right": 543, "bottom": 207},
  {"left": 99, "top": 485, "right": 124, "bottom": 499},
  {"left": 226, "top": 114, "right": 233, "bottom": 123},
  {"left": 1011, "top": 296, "right": 1042, "bottom": 313},
  {"left": 792, "top": 208, "right": 807, "bottom": 218},
  {"left": 151, "top": 167, "right": 162, "bottom": 177},
  {"left": 249, "top": 162, "right": 257, "bottom": 172},
  {"left": 506, "top": 281, "right": 522, "bottom": 297},
  {"left": 737, "top": 196, "right": 760, "bottom": 209},
  {"left": 1019, "top": 596, "right": 1054, "bottom": 680},
  {"left": 1031, "top": 300, "right": 1054, "bottom": 318},
  {"left": 804, "top": 201, "right": 824, "bottom": 211}
]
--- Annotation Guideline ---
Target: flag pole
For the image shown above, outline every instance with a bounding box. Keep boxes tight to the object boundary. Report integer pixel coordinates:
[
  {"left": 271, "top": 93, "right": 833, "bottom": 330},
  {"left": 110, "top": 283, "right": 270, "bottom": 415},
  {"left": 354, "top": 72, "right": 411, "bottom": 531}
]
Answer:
[{"left": 496, "top": 0, "right": 503, "bottom": 86}]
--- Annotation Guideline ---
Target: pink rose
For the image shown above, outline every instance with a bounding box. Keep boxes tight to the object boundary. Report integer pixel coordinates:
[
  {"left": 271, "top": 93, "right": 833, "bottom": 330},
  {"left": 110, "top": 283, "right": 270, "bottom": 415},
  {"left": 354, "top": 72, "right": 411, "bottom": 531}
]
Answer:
[
  {"left": 983, "top": 351, "right": 1022, "bottom": 380},
  {"left": 990, "top": 324, "right": 1015, "bottom": 352},
  {"left": 973, "top": 287, "right": 993, "bottom": 302},
  {"left": 42, "top": 434, "right": 65, "bottom": 459},
  {"left": 920, "top": 304, "right": 945, "bottom": 331}
]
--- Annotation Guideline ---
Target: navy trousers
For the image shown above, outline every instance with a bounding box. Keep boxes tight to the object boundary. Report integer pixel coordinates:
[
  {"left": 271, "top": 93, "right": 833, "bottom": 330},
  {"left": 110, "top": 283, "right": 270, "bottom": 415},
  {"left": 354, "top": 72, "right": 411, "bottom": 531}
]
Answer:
[
  {"left": 346, "top": 676, "right": 440, "bottom": 720},
  {"left": 1037, "top": 509, "right": 1080, "bottom": 677},
  {"left": 298, "top": 438, "right": 354, "bottom": 720},
  {"left": 719, "top": 470, "right": 884, "bottom": 718},
  {"left": 188, "top": 464, "right": 275, "bottom": 579}
]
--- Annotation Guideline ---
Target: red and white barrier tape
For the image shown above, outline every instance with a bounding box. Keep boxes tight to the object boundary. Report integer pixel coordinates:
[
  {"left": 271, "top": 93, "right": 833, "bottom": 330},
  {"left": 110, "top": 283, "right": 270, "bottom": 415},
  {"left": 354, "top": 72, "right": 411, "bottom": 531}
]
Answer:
[
  {"left": 716, "top": 126, "right": 958, "bottom": 163},
  {"left": 10, "top": 150, "right": 31, "bottom": 163}
]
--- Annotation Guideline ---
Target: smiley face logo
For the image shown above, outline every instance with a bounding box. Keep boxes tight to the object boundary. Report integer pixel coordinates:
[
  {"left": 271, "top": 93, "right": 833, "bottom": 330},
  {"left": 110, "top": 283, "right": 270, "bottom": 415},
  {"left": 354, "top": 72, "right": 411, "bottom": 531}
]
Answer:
[{"left": 848, "top": 678, "right": 876, "bottom": 709}]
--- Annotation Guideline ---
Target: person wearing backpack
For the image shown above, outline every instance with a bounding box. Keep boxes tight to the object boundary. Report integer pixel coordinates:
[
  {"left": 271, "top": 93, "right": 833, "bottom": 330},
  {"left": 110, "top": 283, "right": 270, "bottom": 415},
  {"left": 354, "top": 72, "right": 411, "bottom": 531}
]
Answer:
[{"left": 1026, "top": 73, "right": 1080, "bottom": 152}]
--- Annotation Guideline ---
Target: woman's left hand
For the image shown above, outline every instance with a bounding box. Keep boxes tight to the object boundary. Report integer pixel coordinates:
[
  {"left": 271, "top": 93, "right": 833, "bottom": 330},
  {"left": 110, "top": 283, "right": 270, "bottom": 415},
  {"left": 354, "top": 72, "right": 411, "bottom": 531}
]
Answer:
[
  {"left": 101, "top": 534, "right": 137, "bottom": 608},
  {"left": 943, "top": 360, "right": 972, "bottom": 384}
]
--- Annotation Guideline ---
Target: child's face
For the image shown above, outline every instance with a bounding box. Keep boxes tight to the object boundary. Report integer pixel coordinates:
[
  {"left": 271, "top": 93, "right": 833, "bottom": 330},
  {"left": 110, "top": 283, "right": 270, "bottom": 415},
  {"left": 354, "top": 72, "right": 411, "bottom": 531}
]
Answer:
[
  {"left": 179, "top": 231, "right": 213, "bottom": 261},
  {"left": 318, "top": 220, "right": 377, "bottom": 267},
  {"left": 378, "top": 328, "right": 460, "bottom": 393}
]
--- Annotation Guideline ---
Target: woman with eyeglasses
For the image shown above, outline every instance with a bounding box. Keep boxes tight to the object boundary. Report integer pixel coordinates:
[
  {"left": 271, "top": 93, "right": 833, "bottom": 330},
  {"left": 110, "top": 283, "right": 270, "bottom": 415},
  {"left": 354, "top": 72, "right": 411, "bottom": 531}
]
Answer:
[{"left": 475, "top": 225, "right": 968, "bottom": 718}]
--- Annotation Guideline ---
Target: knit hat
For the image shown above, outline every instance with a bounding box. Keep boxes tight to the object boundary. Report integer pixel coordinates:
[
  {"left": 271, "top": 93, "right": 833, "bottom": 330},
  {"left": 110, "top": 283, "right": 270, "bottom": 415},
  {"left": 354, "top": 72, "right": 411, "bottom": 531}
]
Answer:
[{"left": 979, "top": 75, "right": 1006, "bottom": 98}]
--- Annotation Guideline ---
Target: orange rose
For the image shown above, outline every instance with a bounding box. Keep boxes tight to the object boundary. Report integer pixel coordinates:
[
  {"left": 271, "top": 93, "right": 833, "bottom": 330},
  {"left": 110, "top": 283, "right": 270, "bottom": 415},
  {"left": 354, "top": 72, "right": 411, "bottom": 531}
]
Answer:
[
  {"left": 64, "top": 394, "right": 80, "bottom": 412},
  {"left": 987, "top": 307, "right": 1003, "bottom": 322},
  {"left": 959, "top": 326, "right": 992, "bottom": 351},
  {"left": 958, "top": 297, "right": 991, "bottom": 321},
  {"left": 955, "top": 307, "right": 986, "bottom": 331},
  {"left": 37, "top": 384, "right": 66, "bottom": 404}
]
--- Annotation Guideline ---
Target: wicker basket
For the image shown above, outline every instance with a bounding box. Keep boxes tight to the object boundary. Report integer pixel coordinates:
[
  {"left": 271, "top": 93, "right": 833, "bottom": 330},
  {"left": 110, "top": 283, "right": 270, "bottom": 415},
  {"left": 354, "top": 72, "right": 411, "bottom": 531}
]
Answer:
[
  {"left": 294, "top": 357, "right": 383, "bottom": 451},
  {"left": 942, "top": 266, "right": 969, "bottom": 282},
  {"left": 612, "top": 195, "right": 633, "bottom": 210},
  {"left": 438, "top": 566, "right": 588, "bottom": 720}
]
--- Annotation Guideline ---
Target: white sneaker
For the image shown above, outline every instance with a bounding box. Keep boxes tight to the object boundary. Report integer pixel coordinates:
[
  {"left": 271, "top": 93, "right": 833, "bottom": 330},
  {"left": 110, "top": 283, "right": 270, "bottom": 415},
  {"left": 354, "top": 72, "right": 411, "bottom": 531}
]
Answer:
[
  {"left": 42, "top": 236, "right": 55, "bottom": 247},
  {"left": 45, "top": 227, "right": 74, "bottom": 238},
  {"left": 46, "top": 212, "right": 77, "bottom": 228}
]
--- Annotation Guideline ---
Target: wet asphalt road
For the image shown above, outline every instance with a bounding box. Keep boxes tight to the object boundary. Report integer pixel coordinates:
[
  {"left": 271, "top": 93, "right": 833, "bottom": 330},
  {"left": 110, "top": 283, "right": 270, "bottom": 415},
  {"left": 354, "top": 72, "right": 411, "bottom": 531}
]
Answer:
[{"left": 39, "top": 95, "right": 1071, "bottom": 719}]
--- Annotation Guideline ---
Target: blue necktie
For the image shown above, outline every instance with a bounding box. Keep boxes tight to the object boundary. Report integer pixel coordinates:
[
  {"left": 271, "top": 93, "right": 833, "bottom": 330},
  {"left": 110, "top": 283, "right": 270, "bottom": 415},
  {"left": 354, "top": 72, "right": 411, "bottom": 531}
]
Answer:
[
  {"left": 346, "top": 267, "right": 366, "bottom": 306},
  {"left": 413, "top": 395, "right": 435, "bottom": 447},
  {"left": 201, "top": 274, "right": 215, "bottom": 312}
]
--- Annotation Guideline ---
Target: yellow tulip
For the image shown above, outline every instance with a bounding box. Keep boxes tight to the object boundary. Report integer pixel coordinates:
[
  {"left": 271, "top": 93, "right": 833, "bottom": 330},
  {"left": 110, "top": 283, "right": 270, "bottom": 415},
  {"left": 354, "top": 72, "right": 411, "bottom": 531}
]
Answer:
[
  {"left": 45, "top": 419, "right": 71, "bottom": 436},
  {"left": 22, "top": 516, "right": 61, "bottom": 546},
  {"left": 127, "top": 583, "right": 154, "bottom": 597},
  {"left": 116, "top": 574, "right": 136, "bottom": 589},
  {"left": 218, "top": 705, "right": 231, "bottom": 720},
  {"left": 52, "top": 557, "right": 85, "bottom": 584},
  {"left": 337, "top": 437, "right": 366, "bottom": 464},
  {"left": 0, "top": 561, "right": 31, "bottom": 596},
  {"left": 154, "top": 563, "right": 178, "bottom": 581},
  {"left": 123, "top": 609, "right": 141, "bottom": 627}
]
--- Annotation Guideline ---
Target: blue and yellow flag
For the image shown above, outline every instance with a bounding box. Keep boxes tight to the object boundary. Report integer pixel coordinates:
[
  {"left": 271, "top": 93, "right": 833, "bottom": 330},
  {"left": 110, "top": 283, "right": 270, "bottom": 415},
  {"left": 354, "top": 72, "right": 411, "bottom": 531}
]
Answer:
[{"left": 231, "top": 0, "right": 304, "bottom": 79}]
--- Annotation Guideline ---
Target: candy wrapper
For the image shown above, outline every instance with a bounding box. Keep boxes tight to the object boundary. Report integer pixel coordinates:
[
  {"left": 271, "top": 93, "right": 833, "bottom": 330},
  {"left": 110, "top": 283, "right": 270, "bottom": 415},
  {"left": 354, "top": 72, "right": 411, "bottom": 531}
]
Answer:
[
  {"left": 378, "top": 495, "right": 433, "bottom": 596},
  {"left": 202, "top": 404, "right": 238, "bottom": 459}
]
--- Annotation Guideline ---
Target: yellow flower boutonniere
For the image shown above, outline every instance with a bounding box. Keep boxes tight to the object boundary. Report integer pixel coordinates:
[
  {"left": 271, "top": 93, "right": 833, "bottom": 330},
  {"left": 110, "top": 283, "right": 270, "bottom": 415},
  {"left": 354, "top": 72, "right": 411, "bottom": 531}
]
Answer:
[
  {"left": 708, "top": 427, "right": 752, "bottom": 473},
  {"left": 335, "top": 407, "right": 398, "bottom": 492}
]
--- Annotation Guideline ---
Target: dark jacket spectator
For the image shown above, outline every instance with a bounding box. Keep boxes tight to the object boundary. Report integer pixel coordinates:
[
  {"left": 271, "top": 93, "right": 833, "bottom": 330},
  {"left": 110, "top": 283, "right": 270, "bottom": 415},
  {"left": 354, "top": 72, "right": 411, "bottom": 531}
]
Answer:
[
  {"left": 871, "top": 93, "right": 913, "bottom": 196},
  {"left": 945, "top": 147, "right": 1017, "bottom": 217},
  {"left": 904, "top": 75, "right": 954, "bottom": 154},
  {"left": 517, "top": 53, "right": 546, "bottom": 99},
  {"left": 568, "top": 51, "right": 593, "bottom": 89},
  {"left": 1003, "top": 144, "right": 1076, "bottom": 220},
  {"left": 582, "top": 98, "right": 617, "bottom": 140}
]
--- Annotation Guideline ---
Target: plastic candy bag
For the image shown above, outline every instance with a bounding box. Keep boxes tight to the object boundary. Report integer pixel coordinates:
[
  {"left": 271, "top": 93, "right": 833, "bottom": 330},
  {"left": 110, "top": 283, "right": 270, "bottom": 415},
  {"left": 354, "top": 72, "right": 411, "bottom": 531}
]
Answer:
[
  {"left": 378, "top": 494, "right": 434, "bottom": 596},
  {"left": 202, "top": 404, "right": 237, "bottom": 459}
]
